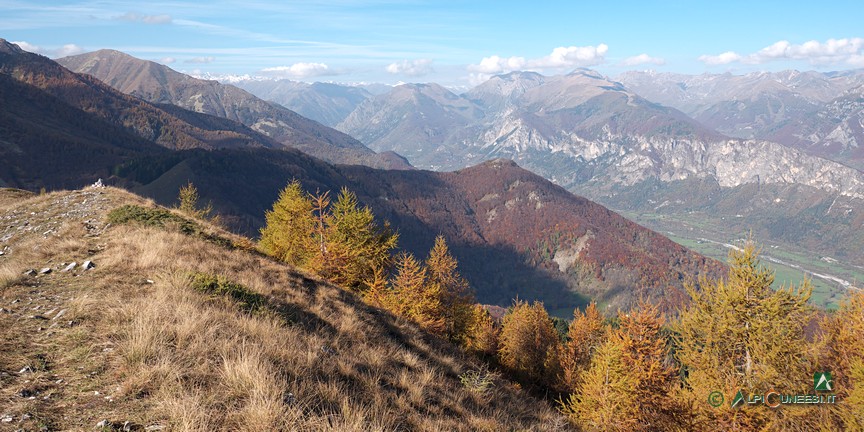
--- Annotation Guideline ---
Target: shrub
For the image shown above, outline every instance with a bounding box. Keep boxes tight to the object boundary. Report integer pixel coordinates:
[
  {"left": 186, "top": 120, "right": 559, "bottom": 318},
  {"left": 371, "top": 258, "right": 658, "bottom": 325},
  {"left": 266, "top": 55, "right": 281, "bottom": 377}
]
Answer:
[{"left": 188, "top": 272, "right": 267, "bottom": 313}]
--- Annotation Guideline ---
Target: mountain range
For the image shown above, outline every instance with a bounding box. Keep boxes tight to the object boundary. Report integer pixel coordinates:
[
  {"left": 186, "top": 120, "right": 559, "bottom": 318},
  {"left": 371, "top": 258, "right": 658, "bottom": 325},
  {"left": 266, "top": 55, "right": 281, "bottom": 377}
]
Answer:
[
  {"left": 617, "top": 69, "right": 864, "bottom": 170},
  {"left": 0, "top": 40, "right": 722, "bottom": 313},
  {"left": 55, "top": 49, "right": 408, "bottom": 169}
]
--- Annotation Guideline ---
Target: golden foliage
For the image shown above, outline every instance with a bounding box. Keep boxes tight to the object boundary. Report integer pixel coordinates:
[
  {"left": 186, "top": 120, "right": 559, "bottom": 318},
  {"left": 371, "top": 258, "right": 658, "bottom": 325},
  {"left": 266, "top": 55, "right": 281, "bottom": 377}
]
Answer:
[
  {"left": 425, "top": 235, "right": 475, "bottom": 342},
  {"left": 464, "top": 305, "right": 499, "bottom": 357},
  {"left": 820, "top": 290, "right": 864, "bottom": 429},
  {"left": 176, "top": 181, "right": 213, "bottom": 220},
  {"left": 259, "top": 182, "right": 397, "bottom": 292},
  {"left": 498, "top": 300, "right": 562, "bottom": 386},
  {"left": 560, "top": 334, "right": 639, "bottom": 431},
  {"left": 258, "top": 180, "right": 315, "bottom": 267},
  {"left": 560, "top": 302, "right": 606, "bottom": 391},
  {"left": 674, "top": 242, "right": 817, "bottom": 430}
]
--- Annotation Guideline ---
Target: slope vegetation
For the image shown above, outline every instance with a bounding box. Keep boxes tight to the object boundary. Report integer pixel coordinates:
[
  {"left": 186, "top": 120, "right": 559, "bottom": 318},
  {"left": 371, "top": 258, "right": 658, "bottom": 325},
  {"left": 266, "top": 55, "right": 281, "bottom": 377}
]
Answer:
[{"left": 0, "top": 187, "right": 568, "bottom": 431}]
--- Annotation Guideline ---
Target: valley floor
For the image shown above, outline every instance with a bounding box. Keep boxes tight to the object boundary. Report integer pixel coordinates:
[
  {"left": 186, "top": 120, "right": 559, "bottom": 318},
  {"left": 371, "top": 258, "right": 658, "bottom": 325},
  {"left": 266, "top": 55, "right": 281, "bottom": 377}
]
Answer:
[{"left": 619, "top": 209, "right": 864, "bottom": 309}]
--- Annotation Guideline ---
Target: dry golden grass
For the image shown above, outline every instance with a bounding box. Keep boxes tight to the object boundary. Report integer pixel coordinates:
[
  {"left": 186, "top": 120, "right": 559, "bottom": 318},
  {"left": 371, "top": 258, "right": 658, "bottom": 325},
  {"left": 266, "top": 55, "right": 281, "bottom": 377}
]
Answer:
[{"left": 0, "top": 187, "right": 571, "bottom": 431}]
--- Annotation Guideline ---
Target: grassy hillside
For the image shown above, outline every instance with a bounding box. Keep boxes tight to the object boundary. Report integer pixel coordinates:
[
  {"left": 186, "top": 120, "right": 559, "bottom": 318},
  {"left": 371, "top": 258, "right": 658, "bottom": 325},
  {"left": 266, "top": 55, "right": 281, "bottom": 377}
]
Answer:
[{"left": 0, "top": 187, "right": 569, "bottom": 431}]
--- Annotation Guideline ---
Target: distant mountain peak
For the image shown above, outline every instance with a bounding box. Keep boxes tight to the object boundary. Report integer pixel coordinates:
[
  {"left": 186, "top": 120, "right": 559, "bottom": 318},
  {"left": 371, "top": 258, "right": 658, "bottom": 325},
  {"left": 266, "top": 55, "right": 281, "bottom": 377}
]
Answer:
[
  {"left": 57, "top": 49, "right": 409, "bottom": 169},
  {"left": 0, "top": 39, "right": 25, "bottom": 55},
  {"left": 566, "top": 68, "right": 606, "bottom": 80}
]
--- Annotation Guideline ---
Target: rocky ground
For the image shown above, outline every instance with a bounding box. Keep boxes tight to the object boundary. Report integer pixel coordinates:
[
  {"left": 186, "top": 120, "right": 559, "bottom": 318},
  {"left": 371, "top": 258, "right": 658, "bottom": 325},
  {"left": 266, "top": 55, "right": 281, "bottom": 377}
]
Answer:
[{"left": 0, "top": 187, "right": 164, "bottom": 431}]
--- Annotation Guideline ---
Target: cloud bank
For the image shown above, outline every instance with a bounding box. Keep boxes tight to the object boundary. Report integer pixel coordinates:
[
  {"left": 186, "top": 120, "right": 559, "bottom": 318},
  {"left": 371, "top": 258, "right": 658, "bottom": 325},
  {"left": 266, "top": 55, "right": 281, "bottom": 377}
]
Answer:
[
  {"left": 185, "top": 56, "right": 215, "bottom": 64},
  {"left": 261, "top": 62, "right": 335, "bottom": 79},
  {"left": 386, "top": 59, "right": 434, "bottom": 77},
  {"left": 699, "top": 38, "right": 864, "bottom": 66},
  {"left": 622, "top": 53, "right": 666, "bottom": 66},
  {"left": 468, "top": 44, "right": 608, "bottom": 74},
  {"left": 11, "top": 41, "right": 84, "bottom": 58}
]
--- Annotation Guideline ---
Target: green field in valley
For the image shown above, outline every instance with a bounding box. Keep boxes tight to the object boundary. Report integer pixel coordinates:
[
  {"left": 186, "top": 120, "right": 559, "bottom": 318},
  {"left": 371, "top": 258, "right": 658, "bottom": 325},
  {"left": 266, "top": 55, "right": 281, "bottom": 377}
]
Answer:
[{"left": 621, "top": 211, "right": 862, "bottom": 310}]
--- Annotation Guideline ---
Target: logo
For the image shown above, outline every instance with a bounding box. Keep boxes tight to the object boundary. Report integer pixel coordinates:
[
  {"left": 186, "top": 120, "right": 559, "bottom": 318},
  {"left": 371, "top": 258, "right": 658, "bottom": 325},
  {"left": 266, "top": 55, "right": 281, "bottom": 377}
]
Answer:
[
  {"left": 707, "top": 391, "right": 724, "bottom": 408},
  {"left": 731, "top": 389, "right": 746, "bottom": 408},
  {"left": 814, "top": 372, "right": 833, "bottom": 391}
]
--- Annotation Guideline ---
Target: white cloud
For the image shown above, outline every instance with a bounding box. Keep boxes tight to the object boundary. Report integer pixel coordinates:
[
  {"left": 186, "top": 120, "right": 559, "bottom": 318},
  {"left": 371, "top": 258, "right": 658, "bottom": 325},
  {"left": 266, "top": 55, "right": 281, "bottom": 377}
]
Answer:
[
  {"left": 535, "top": 44, "right": 608, "bottom": 68},
  {"left": 467, "top": 72, "right": 492, "bottom": 86},
  {"left": 622, "top": 53, "right": 666, "bottom": 66},
  {"left": 160, "top": 57, "right": 176, "bottom": 64},
  {"left": 11, "top": 41, "right": 40, "bottom": 53},
  {"left": 468, "top": 44, "right": 608, "bottom": 74},
  {"left": 114, "top": 12, "right": 173, "bottom": 25},
  {"left": 260, "top": 62, "right": 335, "bottom": 79},
  {"left": 699, "top": 38, "right": 864, "bottom": 66},
  {"left": 11, "top": 40, "right": 84, "bottom": 58},
  {"left": 185, "top": 56, "right": 215, "bottom": 64},
  {"left": 469, "top": 55, "right": 527, "bottom": 74},
  {"left": 697, "top": 51, "right": 742, "bottom": 65},
  {"left": 849, "top": 55, "right": 864, "bottom": 67},
  {"left": 385, "top": 59, "right": 434, "bottom": 77}
]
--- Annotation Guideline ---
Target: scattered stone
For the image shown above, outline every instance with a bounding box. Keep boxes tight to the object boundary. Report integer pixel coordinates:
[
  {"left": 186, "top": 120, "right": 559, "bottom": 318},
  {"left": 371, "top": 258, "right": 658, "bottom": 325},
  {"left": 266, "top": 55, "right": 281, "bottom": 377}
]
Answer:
[
  {"left": 39, "top": 268, "right": 51, "bottom": 275},
  {"left": 122, "top": 421, "right": 134, "bottom": 431},
  {"left": 82, "top": 261, "right": 95, "bottom": 270},
  {"left": 21, "top": 413, "right": 30, "bottom": 421},
  {"left": 62, "top": 262, "right": 77, "bottom": 272},
  {"left": 0, "top": 251, "right": 5, "bottom": 256},
  {"left": 11, "top": 299, "right": 19, "bottom": 304},
  {"left": 0, "top": 308, "right": 8, "bottom": 313},
  {"left": 55, "top": 379, "right": 63, "bottom": 384},
  {"left": 53, "top": 309, "right": 67, "bottom": 320},
  {"left": 19, "top": 366, "right": 33, "bottom": 374},
  {"left": 145, "top": 279, "right": 154, "bottom": 284},
  {"left": 92, "top": 179, "right": 104, "bottom": 188},
  {"left": 18, "top": 389, "right": 35, "bottom": 398},
  {"left": 23, "top": 270, "right": 35, "bottom": 277},
  {"left": 95, "top": 419, "right": 110, "bottom": 429},
  {"left": 144, "top": 425, "right": 166, "bottom": 431},
  {"left": 0, "top": 415, "right": 12, "bottom": 423}
]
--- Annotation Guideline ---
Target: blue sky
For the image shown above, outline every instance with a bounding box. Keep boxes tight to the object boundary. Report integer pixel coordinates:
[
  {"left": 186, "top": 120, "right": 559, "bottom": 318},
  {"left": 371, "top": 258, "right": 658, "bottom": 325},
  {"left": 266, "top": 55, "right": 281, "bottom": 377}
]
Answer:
[{"left": 3, "top": 0, "right": 864, "bottom": 87}]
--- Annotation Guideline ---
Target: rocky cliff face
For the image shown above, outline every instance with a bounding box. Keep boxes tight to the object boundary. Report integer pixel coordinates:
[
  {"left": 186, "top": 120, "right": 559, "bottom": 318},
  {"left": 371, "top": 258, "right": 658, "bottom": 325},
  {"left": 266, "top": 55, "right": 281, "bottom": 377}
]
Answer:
[
  {"left": 617, "top": 69, "right": 864, "bottom": 169},
  {"left": 340, "top": 69, "right": 864, "bottom": 198}
]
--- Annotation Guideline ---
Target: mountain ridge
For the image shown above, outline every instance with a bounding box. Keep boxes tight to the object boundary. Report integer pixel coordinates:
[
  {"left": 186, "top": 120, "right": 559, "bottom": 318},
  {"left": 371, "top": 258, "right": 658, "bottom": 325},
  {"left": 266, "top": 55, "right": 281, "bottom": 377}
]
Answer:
[{"left": 57, "top": 48, "right": 409, "bottom": 169}]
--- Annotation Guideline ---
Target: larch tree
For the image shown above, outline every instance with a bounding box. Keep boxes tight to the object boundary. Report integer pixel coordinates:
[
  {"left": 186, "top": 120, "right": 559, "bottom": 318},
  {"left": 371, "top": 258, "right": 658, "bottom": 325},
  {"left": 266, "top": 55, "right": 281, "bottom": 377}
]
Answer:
[
  {"left": 318, "top": 187, "right": 398, "bottom": 292},
  {"left": 425, "top": 235, "right": 474, "bottom": 343},
  {"left": 618, "top": 301, "right": 687, "bottom": 430},
  {"left": 561, "top": 302, "right": 685, "bottom": 431},
  {"left": 674, "top": 242, "right": 817, "bottom": 430},
  {"left": 560, "top": 333, "right": 639, "bottom": 432},
  {"left": 390, "top": 252, "right": 446, "bottom": 334},
  {"left": 464, "top": 304, "right": 499, "bottom": 357},
  {"left": 497, "top": 300, "right": 562, "bottom": 387},
  {"left": 819, "top": 290, "right": 864, "bottom": 429},
  {"left": 176, "top": 181, "right": 213, "bottom": 220},
  {"left": 560, "top": 302, "right": 606, "bottom": 391},
  {"left": 258, "top": 180, "right": 315, "bottom": 267}
]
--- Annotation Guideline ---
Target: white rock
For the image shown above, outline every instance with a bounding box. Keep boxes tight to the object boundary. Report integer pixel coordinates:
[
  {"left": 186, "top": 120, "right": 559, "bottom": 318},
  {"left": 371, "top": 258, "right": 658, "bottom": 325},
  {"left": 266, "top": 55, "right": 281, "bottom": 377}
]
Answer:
[{"left": 62, "top": 262, "right": 77, "bottom": 272}]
